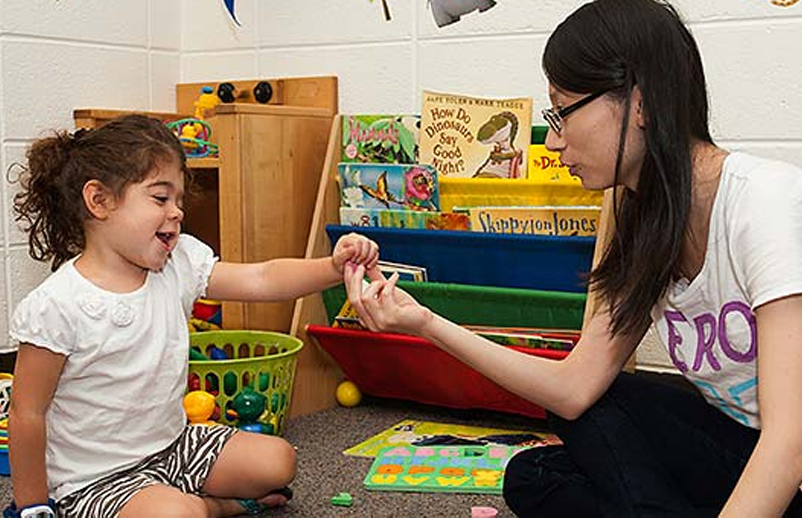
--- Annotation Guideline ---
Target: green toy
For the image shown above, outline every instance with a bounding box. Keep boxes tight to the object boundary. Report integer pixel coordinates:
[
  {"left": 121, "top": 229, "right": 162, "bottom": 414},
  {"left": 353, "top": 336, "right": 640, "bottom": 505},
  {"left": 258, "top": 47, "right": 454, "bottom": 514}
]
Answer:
[
  {"left": 226, "top": 387, "right": 274, "bottom": 435},
  {"left": 331, "top": 492, "right": 353, "bottom": 507}
]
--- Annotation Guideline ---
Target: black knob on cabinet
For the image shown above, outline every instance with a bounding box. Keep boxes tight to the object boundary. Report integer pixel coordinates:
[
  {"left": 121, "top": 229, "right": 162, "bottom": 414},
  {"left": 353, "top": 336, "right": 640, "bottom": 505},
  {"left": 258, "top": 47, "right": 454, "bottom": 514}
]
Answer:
[
  {"left": 253, "top": 81, "right": 273, "bottom": 104},
  {"left": 217, "top": 82, "right": 237, "bottom": 103}
]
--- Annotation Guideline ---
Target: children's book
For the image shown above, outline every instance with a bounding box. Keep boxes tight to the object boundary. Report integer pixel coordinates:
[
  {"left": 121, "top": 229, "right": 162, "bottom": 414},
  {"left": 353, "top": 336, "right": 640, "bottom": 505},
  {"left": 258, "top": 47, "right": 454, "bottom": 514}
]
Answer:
[
  {"left": 363, "top": 445, "right": 524, "bottom": 494},
  {"left": 344, "top": 419, "right": 560, "bottom": 457},
  {"left": 528, "top": 144, "right": 583, "bottom": 186},
  {"left": 341, "top": 114, "right": 420, "bottom": 164},
  {"left": 419, "top": 90, "right": 533, "bottom": 179},
  {"left": 464, "top": 325, "right": 580, "bottom": 351},
  {"left": 339, "top": 207, "right": 470, "bottom": 231},
  {"left": 338, "top": 163, "right": 440, "bottom": 212},
  {"left": 467, "top": 205, "right": 601, "bottom": 237},
  {"left": 332, "top": 262, "right": 428, "bottom": 329}
]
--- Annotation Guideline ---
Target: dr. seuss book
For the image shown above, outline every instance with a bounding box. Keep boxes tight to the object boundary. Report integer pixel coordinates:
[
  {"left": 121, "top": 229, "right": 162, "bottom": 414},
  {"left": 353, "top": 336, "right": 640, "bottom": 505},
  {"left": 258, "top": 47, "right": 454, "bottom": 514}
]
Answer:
[
  {"left": 528, "top": 145, "right": 582, "bottom": 186},
  {"left": 341, "top": 114, "right": 421, "bottom": 164},
  {"left": 467, "top": 206, "right": 601, "bottom": 237},
  {"left": 419, "top": 90, "right": 532, "bottom": 179},
  {"left": 338, "top": 163, "right": 440, "bottom": 212},
  {"left": 339, "top": 207, "right": 469, "bottom": 231}
]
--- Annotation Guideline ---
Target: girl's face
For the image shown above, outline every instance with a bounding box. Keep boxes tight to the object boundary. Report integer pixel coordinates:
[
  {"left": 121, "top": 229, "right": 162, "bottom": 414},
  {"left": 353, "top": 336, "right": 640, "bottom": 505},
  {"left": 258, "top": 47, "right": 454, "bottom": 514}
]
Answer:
[
  {"left": 103, "top": 160, "right": 185, "bottom": 273},
  {"left": 544, "top": 84, "right": 646, "bottom": 191}
]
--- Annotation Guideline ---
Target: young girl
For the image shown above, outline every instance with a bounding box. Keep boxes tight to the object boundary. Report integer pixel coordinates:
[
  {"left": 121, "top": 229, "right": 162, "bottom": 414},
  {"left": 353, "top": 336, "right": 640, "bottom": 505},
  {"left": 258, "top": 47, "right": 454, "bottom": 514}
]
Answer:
[
  {"left": 4, "top": 114, "right": 379, "bottom": 518},
  {"left": 345, "top": 0, "right": 802, "bottom": 516}
]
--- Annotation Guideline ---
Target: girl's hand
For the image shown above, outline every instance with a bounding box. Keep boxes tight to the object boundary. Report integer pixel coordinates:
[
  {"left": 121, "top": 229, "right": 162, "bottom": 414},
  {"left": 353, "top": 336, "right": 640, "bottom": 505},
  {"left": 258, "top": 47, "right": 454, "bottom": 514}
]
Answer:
[
  {"left": 331, "top": 233, "right": 379, "bottom": 274},
  {"left": 345, "top": 263, "right": 432, "bottom": 336}
]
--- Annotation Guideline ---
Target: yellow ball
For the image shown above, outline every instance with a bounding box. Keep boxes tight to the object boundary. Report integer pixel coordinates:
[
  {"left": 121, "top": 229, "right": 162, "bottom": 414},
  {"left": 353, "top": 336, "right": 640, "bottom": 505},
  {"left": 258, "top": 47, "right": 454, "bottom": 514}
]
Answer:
[{"left": 335, "top": 380, "right": 362, "bottom": 407}]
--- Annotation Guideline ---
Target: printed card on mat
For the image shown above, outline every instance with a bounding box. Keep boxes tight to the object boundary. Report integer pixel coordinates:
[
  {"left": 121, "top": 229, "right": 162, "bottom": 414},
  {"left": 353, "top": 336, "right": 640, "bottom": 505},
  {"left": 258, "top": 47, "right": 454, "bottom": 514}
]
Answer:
[
  {"left": 338, "top": 163, "right": 440, "bottom": 212},
  {"left": 419, "top": 90, "right": 532, "bottom": 179}
]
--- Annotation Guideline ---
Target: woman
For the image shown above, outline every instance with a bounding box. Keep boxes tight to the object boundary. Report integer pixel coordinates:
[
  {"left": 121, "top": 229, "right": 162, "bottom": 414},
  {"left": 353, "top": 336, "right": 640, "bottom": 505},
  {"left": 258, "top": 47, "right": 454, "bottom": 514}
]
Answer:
[{"left": 344, "top": 0, "right": 802, "bottom": 516}]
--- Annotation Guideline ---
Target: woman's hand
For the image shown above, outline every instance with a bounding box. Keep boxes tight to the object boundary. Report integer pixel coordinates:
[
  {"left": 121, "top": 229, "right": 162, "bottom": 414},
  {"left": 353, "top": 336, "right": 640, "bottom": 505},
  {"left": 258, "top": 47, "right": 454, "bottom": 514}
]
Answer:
[
  {"left": 331, "top": 233, "right": 379, "bottom": 274},
  {"left": 344, "top": 263, "right": 432, "bottom": 336}
]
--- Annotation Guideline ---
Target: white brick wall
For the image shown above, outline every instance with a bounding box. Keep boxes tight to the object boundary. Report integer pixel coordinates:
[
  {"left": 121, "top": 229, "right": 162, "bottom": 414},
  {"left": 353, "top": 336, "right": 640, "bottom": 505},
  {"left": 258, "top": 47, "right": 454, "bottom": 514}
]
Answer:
[
  {"left": 0, "top": 0, "right": 180, "bottom": 346},
  {"left": 1, "top": 0, "right": 800, "bottom": 370}
]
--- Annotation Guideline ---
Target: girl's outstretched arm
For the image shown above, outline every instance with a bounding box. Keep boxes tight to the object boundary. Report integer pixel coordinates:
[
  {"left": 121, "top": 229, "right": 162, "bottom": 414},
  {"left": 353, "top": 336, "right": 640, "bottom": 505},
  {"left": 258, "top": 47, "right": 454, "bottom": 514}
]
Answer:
[
  {"left": 346, "top": 264, "right": 645, "bottom": 419},
  {"left": 206, "top": 232, "right": 378, "bottom": 303},
  {"left": 9, "top": 344, "right": 65, "bottom": 507},
  {"left": 721, "top": 294, "right": 802, "bottom": 517}
]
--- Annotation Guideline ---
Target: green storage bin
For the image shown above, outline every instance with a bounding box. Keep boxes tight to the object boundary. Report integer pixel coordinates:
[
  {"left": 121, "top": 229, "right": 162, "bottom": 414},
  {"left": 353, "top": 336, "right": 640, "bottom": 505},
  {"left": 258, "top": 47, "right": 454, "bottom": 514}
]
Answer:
[{"left": 323, "top": 281, "right": 586, "bottom": 330}]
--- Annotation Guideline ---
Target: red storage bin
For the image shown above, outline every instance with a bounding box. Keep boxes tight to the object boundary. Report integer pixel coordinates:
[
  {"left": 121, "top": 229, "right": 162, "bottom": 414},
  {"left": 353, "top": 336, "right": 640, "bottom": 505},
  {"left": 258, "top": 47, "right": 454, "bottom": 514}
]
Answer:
[{"left": 306, "top": 325, "right": 568, "bottom": 419}]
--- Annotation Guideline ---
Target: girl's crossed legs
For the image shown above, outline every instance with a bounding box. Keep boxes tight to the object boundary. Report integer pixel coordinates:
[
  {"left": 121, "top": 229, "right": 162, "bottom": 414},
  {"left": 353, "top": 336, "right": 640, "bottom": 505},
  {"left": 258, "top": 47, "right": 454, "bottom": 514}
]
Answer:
[{"left": 59, "top": 425, "right": 296, "bottom": 518}]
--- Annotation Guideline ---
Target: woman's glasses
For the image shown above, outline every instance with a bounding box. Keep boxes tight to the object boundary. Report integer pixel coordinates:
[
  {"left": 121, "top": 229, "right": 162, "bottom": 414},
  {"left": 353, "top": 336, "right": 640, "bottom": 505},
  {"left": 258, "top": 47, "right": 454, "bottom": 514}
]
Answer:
[{"left": 541, "top": 90, "right": 608, "bottom": 135}]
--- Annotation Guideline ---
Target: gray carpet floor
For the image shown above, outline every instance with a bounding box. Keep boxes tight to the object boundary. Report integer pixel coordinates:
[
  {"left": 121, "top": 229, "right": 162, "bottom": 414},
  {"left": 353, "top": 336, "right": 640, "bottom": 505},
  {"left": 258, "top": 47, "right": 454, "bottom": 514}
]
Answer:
[{"left": 0, "top": 397, "right": 545, "bottom": 517}]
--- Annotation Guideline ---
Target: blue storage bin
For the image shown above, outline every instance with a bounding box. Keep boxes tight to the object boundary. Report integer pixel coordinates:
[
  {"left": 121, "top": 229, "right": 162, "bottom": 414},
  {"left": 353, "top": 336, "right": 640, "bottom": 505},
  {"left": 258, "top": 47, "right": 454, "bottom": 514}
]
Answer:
[{"left": 326, "top": 225, "right": 595, "bottom": 293}]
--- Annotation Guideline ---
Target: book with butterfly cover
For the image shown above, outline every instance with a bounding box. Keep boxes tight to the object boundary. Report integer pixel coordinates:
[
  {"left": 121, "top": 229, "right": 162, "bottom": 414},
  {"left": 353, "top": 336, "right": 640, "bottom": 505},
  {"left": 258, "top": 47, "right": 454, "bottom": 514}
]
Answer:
[{"left": 338, "top": 163, "right": 440, "bottom": 212}]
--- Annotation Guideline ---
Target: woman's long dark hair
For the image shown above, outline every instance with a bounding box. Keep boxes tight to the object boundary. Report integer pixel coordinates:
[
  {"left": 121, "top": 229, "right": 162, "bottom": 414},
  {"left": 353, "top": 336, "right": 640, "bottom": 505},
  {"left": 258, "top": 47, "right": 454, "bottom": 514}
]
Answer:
[
  {"left": 543, "top": 0, "right": 713, "bottom": 336},
  {"left": 12, "top": 114, "right": 189, "bottom": 271}
]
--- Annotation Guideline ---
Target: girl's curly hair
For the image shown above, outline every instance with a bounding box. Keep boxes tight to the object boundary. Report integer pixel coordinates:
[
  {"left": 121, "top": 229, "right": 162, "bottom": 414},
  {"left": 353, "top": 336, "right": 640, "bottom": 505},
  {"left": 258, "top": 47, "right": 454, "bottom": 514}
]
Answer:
[{"left": 12, "top": 114, "right": 190, "bottom": 271}]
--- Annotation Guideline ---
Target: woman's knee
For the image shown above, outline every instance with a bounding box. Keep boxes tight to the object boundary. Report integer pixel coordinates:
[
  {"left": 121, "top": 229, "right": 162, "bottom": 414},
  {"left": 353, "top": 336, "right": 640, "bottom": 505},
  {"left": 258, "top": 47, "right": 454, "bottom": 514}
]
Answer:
[{"left": 503, "top": 445, "right": 597, "bottom": 517}]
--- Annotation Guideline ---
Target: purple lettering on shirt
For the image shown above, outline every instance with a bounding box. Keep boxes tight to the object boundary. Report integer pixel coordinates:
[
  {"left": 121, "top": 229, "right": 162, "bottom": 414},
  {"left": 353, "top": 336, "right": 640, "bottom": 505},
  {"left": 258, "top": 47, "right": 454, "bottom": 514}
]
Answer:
[
  {"left": 665, "top": 311, "right": 689, "bottom": 373},
  {"left": 718, "top": 301, "right": 757, "bottom": 363},
  {"left": 692, "top": 313, "right": 721, "bottom": 372}
]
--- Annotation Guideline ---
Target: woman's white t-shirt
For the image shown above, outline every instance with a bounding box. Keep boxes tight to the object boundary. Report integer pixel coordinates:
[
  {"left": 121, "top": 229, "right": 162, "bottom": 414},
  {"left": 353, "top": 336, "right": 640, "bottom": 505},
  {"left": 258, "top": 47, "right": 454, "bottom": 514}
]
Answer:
[
  {"left": 8, "top": 234, "right": 216, "bottom": 501},
  {"left": 652, "top": 152, "right": 802, "bottom": 429}
]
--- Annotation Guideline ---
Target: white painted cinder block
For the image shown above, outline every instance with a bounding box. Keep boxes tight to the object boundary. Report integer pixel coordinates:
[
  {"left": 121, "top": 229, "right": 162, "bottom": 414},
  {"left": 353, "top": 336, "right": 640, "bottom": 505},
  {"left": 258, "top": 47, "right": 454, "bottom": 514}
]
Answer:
[
  {"left": 1, "top": 0, "right": 147, "bottom": 47},
  {"left": 0, "top": 251, "right": 7, "bottom": 347},
  {"left": 2, "top": 144, "right": 30, "bottom": 247},
  {"left": 673, "top": 0, "right": 799, "bottom": 22},
  {"left": 150, "top": 0, "right": 181, "bottom": 51},
  {"left": 181, "top": 0, "right": 257, "bottom": 52},
  {"left": 697, "top": 21, "right": 802, "bottom": 141},
  {"left": 7, "top": 246, "right": 50, "bottom": 316},
  {"left": 418, "top": 0, "right": 579, "bottom": 38},
  {"left": 1, "top": 40, "right": 150, "bottom": 139},
  {"left": 150, "top": 52, "right": 180, "bottom": 112},
  {"left": 181, "top": 52, "right": 258, "bottom": 84},
  {"left": 257, "top": 44, "right": 414, "bottom": 115},
  {"left": 256, "top": 0, "right": 412, "bottom": 47},
  {"left": 416, "top": 36, "right": 544, "bottom": 110}
]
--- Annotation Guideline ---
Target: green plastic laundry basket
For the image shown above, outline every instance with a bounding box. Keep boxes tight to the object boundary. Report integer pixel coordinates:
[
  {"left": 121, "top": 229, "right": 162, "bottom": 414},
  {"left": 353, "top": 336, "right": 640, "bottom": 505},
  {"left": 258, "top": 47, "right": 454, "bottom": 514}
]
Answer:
[{"left": 188, "top": 330, "right": 303, "bottom": 436}]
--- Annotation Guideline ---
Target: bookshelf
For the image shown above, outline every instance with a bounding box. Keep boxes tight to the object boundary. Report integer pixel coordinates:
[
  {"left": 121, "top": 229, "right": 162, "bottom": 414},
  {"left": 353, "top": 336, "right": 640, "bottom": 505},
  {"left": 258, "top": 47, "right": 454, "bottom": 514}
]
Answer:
[{"left": 290, "top": 115, "right": 628, "bottom": 416}]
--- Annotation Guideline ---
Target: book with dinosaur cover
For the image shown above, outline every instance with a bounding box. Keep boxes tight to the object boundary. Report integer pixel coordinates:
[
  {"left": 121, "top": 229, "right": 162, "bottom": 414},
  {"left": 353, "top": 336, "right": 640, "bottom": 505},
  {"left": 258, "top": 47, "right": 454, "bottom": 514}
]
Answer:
[
  {"left": 418, "top": 90, "right": 532, "bottom": 179},
  {"left": 338, "top": 163, "right": 440, "bottom": 212},
  {"left": 467, "top": 205, "right": 601, "bottom": 237},
  {"left": 341, "top": 114, "right": 421, "bottom": 164}
]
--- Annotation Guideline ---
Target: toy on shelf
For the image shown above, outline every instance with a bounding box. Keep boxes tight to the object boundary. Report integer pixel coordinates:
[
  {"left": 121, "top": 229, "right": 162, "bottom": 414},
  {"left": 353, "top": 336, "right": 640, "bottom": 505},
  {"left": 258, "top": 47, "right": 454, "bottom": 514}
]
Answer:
[
  {"left": 165, "top": 86, "right": 220, "bottom": 159},
  {"left": 183, "top": 390, "right": 219, "bottom": 426},
  {"left": 166, "top": 117, "right": 219, "bottom": 158},
  {"left": 226, "top": 386, "right": 276, "bottom": 435},
  {"left": 194, "top": 86, "right": 220, "bottom": 119},
  {"left": 217, "top": 81, "right": 273, "bottom": 104}
]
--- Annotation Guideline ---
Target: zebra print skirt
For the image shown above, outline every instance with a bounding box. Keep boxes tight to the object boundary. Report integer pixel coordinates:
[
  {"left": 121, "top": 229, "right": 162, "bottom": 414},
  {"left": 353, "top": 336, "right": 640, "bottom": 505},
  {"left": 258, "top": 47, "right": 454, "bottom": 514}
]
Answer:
[{"left": 58, "top": 424, "right": 237, "bottom": 518}]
